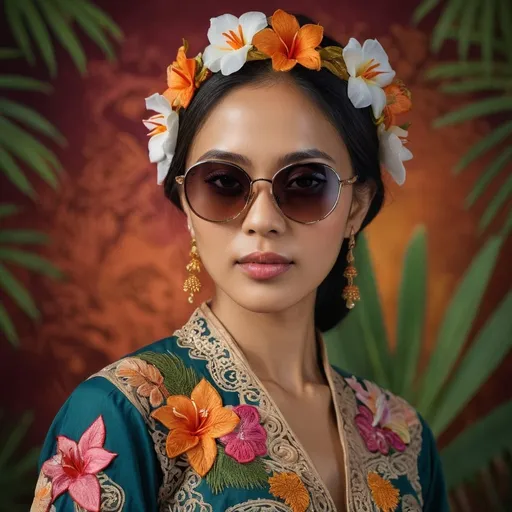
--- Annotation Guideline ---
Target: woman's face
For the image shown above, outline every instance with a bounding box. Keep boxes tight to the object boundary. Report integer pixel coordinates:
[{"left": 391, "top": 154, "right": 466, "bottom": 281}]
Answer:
[{"left": 182, "top": 79, "right": 370, "bottom": 313}]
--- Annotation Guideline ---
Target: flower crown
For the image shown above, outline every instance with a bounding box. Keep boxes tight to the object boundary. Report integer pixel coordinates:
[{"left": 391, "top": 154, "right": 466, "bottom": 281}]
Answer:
[{"left": 144, "top": 9, "right": 413, "bottom": 187}]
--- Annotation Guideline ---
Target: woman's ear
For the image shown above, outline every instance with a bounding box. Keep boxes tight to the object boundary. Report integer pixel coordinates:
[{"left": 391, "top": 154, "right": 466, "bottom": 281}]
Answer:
[
  {"left": 179, "top": 190, "right": 196, "bottom": 238},
  {"left": 344, "top": 182, "right": 377, "bottom": 238}
]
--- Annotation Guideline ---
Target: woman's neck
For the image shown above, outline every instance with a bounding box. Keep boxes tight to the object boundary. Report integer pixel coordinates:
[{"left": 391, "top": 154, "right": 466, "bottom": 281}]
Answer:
[{"left": 209, "top": 290, "right": 326, "bottom": 394}]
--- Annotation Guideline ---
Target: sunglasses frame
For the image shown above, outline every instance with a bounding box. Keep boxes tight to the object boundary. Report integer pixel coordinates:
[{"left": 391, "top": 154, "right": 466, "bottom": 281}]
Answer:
[{"left": 175, "top": 160, "right": 358, "bottom": 225}]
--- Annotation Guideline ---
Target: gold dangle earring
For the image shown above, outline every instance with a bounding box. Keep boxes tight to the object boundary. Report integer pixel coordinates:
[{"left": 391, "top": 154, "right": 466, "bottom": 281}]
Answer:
[
  {"left": 183, "top": 238, "right": 201, "bottom": 304},
  {"left": 342, "top": 229, "right": 360, "bottom": 309}
]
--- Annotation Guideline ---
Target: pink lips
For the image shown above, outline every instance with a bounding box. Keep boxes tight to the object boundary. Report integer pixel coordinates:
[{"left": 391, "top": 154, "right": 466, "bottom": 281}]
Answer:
[{"left": 237, "top": 252, "right": 293, "bottom": 281}]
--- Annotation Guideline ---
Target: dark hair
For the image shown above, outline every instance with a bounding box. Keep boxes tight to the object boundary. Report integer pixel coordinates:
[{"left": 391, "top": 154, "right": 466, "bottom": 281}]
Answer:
[{"left": 163, "top": 15, "right": 385, "bottom": 332}]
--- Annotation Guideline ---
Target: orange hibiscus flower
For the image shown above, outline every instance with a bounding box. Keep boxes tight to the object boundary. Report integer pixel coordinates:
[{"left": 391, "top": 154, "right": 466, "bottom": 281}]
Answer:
[
  {"left": 164, "top": 42, "right": 198, "bottom": 110},
  {"left": 253, "top": 9, "right": 323, "bottom": 72},
  {"left": 382, "top": 80, "right": 412, "bottom": 128},
  {"left": 151, "top": 378, "right": 239, "bottom": 476}
]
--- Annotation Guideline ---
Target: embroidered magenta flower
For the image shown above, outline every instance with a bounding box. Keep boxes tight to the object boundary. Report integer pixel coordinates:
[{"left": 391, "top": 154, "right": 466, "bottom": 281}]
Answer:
[
  {"left": 42, "top": 416, "right": 117, "bottom": 512},
  {"left": 355, "top": 404, "right": 405, "bottom": 454},
  {"left": 220, "top": 405, "right": 267, "bottom": 463}
]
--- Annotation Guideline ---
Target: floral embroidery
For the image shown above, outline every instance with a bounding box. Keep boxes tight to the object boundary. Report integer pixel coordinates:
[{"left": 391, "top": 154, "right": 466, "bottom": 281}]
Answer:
[
  {"left": 42, "top": 416, "right": 117, "bottom": 512},
  {"left": 367, "top": 472, "right": 400, "bottom": 512},
  {"left": 253, "top": 9, "right": 324, "bottom": 72},
  {"left": 115, "top": 357, "right": 168, "bottom": 407},
  {"left": 151, "top": 378, "right": 239, "bottom": 476},
  {"left": 268, "top": 472, "right": 310, "bottom": 512},
  {"left": 31, "top": 471, "right": 52, "bottom": 512},
  {"left": 220, "top": 405, "right": 267, "bottom": 463},
  {"left": 345, "top": 376, "right": 413, "bottom": 453}
]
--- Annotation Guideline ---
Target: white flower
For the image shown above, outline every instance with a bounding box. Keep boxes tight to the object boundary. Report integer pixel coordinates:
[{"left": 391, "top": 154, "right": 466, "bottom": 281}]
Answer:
[
  {"left": 343, "top": 38, "right": 396, "bottom": 118},
  {"left": 203, "top": 12, "right": 267, "bottom": 76},
  {"left": 143, "top": 93, "right": 179, "bottom": 185},
  {"left": 378, "top": 125, "right": 413, "bottom": 186}
]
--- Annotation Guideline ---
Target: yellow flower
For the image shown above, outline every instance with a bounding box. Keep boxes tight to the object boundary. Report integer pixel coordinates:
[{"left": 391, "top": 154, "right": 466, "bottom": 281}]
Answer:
[
  {"left": 268, "top": 472, "right": 310, "bottom": 512},
  {"left": 368, "top": 472, "right": 400, "bottom": 512}
]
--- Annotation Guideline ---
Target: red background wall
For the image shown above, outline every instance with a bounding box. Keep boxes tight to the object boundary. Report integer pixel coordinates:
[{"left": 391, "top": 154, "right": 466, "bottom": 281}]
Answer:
[{"left": 0, "top": 0, "right": 510, "bottom": 458}]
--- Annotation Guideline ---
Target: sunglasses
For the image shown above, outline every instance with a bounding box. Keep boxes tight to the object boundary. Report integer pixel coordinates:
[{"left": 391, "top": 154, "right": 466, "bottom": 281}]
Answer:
[{"left": 175, "top": 160, "right": 357, "bottom": 224}]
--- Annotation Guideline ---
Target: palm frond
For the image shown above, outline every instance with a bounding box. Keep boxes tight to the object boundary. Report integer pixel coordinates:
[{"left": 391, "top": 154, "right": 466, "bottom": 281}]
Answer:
[
  {"left": 481, "top": 0, "right": 496, "bottom": 74},
  {"left": 0, "top": 204, "right": 20, "bottom": 218},
  {"left": 36, "top": 0, "right": 87, "bottom": 75},
  {"left": 425, "top": 61, "right": 511, "bottom": 80},
  {"left": 0, "top": 248, "right": 63, "bottom": 279},
  {"left": 457, "top": 1, "right": 481, "bottom": 60},
  {"left": 441, "top": 401, "right": 512, "bottom": 489},
  {"left": 479, "top": 174, "right": 512, "bottom": 233},
  {"left": 453, "top": 120, "right": 512, "bottom": 174},
  {"left": 412, "top": 0, "right": 442, "bottom": 25},
  {"left": 75, "top": 0, "right": 123, "bottom": 40},
  {"left": 498, "top": 0, "right": 512, "bottom": 65},
  {"left": 0, "top": 303, "right": 17, "bottom": 347},
  {"left": 393, "top": 227, "right": 427, "bottom": 400},
  {"left": 417, "top": 235, "right": 503, "bottom": 419},
  {"left": 0, "top": 230, "right": 48, "bottom": 244},
  {"left": 465, "top": 146, "right": 512, "bottom": 208},
  {"left": 0, "top": 75, "right": 51, "bottom": 93},
  {"left": 0, "top": 261, "right": 39, "bottom": 320},
  {"left": 433, "top": 97, "right": 512, "bottom": 128},
  {"left": 432, "top": 0, "right": 466, "bottom": 53},
  {"left": 0, "top": 146, "right": 35, "bottom": 198},
  {"left": 0, "top": 48, "right": 23, "bottom": 60},
  {"left": 440, "top": 78, "right": 512, "bottom": 94},
  {"left": 0, "top": 98, "right": 65, "bottom": 145},
  {"left": 430, "top": 291, "right": 512, "bottom": 435},
  {"left": 4, "top": 0, "right": 35, "bottom": 65}
]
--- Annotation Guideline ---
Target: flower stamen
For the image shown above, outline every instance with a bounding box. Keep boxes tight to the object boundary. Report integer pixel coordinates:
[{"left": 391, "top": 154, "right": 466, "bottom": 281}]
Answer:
[{"left": 223, "top": 25, "right": 246, "bottom": 50}]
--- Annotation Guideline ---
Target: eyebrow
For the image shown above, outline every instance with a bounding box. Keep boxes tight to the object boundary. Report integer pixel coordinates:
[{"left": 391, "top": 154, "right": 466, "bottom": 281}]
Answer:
[{"left": 196, "top": 148, "right": 336, "bottom": 168}]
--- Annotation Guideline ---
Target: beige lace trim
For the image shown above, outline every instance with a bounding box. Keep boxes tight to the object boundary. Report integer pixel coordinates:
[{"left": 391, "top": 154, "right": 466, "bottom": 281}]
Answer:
[
  {"left": 402, "top": 493, "right": 422, "bottom": 511},
  {"left": 92, "top": 367, "right": 212, "bottom": 511},
  {"left": 225, "top": 499, "right": 291, "bottom": 511}
]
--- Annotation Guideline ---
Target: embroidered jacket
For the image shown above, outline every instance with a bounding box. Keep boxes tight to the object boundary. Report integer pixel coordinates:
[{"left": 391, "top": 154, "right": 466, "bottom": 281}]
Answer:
[{"left": 32, "top": 303, "right": 449, "bottom": 511}]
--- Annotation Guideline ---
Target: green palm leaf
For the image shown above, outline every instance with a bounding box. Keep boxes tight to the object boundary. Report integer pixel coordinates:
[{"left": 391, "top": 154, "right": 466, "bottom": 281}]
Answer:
[
  {"left": 499, "top": 0, "right": 512, "bottom": 65},
  {"left": 0, "top": 98, "right": 65, "bottom": 145},
  {"left": 0, "top": 230, "right": 48, "bottom": 244},
  {"left": 457, "top": 1, "right": 480, "bottom": 60},
  {"left": 441, "top": 401, "right": 512, "bottom": 488},
  {"left": 412, "top": 0, "right": 442, "bottom": 25},
  {"left": 0, "top": 262, "right": 39, "bottom": 320},
  {"left": 74, "top": 0, "right": 123, "bottom": 40},
  {"left": 481, "top": 0, "right": 496, "bottom": 73},
  {"left": 0, "top": 248, "right": 62, "bottom": 279},
  {"left": 479, "top": 174, "right": 512, "bottom": 233},
  {"left": 4, "top": 0, "right": 35, "bottom": 65},
  {"left": 393, "top": 227, "right": 427, "bottom": 400},
  {"left": 453, "top": 120, "right": 512, "bottom": 173},
  {"left": 36, "top": 0, "right": 87, "bottom": 75},
  {"left": 350, "top": 234, "right": 392, "bottom": 388},
  {"left": 425, "top": 61, "right": 511, "bottom": 80},
  {"left": 0, "top": 75, "right": 51, "bottom": 92},
  {"left": 431, "top": 291, "right": 512, "bottom": 435},
  {"left": 433, "top": 97, "right": 512, "bottom": 128},
  {"left": 466, "top": 146, "right": 512, "bottom": 208},
  {"left": 440, "top": 78, "right": 512, "bottom": 94},
  {"left": 0, "top": 205, "right": 20, "bottom": 218},
  {"left": 0, "top": 411, "right": 34, "bottom": 468},
  {"left": 417, "top": 235, "right": 503, "bottom": 419},
  {"left": 0, "top": 117, "right": 60, "bottom": 188},
  {"left": 0, "top": 146, "right": 35, "bottom": 198},
  {"left": 0, "top": 48, "right": 23, "bottom": 59},
  {"left": 432, "top": 0, "right": 465, "bottom": 52},
  {"left": 325, "top": 300, "right": 374, "bottom": 381},
  {"left": 19, "top": 0, "right": 57, "bottom": 76},
  {"left": 0, "top": 303, "right": 17, "bottom": 346}
]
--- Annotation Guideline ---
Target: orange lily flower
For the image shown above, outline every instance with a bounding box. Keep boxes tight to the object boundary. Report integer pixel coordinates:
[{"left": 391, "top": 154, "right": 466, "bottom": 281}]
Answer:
[
  {"left": 382, "top": 80, "right": 412, "bottom": 128},
  {"left": 151, "top": 378, "right": 239, "bottom": 476},
  {"left": 253, "top": 9, "right": 323, "bottom": 72},
  {"left": 164, "top": 43, "right": 197, "bottom": 110}
]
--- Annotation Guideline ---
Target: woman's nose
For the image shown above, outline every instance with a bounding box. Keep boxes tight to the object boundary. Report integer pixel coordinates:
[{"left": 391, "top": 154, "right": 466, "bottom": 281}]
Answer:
[{"left": 240, "top": 180, "right": 286, "bottom": 236}]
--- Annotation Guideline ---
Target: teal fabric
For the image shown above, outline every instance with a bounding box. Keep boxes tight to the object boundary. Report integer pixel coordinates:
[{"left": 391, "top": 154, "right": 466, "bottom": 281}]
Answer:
[{"left": 36, "top": 330, "right": 449, "bottom": 511}]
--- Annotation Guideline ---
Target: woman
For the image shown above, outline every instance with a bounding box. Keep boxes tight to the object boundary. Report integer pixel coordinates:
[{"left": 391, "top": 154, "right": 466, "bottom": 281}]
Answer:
[{"left": 31, "top": 9, "right": 448, "bottom": 512}]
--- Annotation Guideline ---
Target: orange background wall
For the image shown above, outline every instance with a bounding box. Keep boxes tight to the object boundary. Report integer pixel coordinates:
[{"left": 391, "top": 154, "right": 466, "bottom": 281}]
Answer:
[{"left": 0, "top": 0, "right": 510, "bottom": 452}]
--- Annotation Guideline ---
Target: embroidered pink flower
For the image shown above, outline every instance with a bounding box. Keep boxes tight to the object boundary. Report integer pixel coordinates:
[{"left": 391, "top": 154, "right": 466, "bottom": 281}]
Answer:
[
  {"left": 220, "top": 405, "right": 267, "bottom": 463},
  {"left": 42, "top": 416, "right": 117, "bottom": 512},
  {"left": 355, "top": 405, "right": 405, "bottom": 454},
  {"left": 345, "top": 376, "right": 411, "bottom": 445}
]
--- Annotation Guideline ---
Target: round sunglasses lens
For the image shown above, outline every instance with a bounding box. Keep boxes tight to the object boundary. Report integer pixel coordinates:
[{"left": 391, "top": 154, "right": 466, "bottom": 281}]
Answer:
[
  {"left": 184, "top": 162, "right": 251, "bottom": 222},
  {"left": 273, "top": 163, "right": 341, "bottom": 223}
]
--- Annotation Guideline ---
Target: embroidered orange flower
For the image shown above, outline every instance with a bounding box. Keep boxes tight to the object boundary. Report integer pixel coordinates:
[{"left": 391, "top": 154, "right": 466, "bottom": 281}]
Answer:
[
  {"left": 151, "top": 378, "right": 239, "bottom": 476},
  {"left": 368, "top": 472, "right": 400, "bottom": 512},
  {"left": 115, "top": 358, "right": 168, "bottom": 407},
  {"left": 268, "top": 472, "right": 310, "bottom": 512},
  {"left": 382, "top": 79, "right": 412, "bottom": 129},
  {"left": 31, "top": 471, "right": 52, "bottom": 512},
  {"left": 252, "top": 9, "right": 323, "bottom": 72},
  {"left": 163, "top": 41, "right": 208, "bottom": 110}
]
